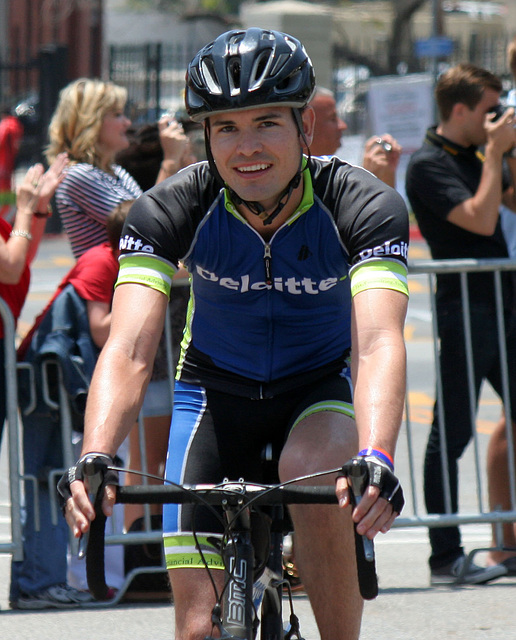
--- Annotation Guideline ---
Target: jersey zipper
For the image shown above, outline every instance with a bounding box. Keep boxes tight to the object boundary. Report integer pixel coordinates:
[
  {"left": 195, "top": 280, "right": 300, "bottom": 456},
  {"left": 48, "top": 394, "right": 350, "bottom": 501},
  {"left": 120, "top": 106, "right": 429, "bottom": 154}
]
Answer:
[
  {"left": 245, "top": 225, "right": 283, "bottom": 386},
  {"left": 263, "top": 243, "right": 272, "bottom": 286},
  {"left": 262, "top": 240, "right": 274, "bottom": 384}
]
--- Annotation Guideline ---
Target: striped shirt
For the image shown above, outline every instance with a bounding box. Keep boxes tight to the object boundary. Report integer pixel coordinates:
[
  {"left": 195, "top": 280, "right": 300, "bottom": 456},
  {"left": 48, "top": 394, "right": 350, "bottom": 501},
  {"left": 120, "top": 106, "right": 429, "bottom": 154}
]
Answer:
[{"left": 56, "top": 163, "right": 142, "bottom": 258}]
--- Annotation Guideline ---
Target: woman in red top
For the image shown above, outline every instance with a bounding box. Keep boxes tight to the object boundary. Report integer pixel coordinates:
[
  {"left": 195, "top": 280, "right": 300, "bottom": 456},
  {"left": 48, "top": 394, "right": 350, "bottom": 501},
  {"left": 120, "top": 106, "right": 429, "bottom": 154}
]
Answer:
[{"left": 0, "top": 153, "right": 68, "bottom": 443}]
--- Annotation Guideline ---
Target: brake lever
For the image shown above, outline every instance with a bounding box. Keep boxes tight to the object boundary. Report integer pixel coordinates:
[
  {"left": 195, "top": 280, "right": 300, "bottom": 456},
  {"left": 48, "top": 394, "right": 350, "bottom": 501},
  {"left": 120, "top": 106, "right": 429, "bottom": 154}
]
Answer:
[
  {"left": 347, "top": 458, "right": 375, "bottom": 562},
  {"left": 77, "top": 456, "right": 107, "bottom": 559},
  {"left": 346, "top": 457, "right": 379, "bottom": 600}
]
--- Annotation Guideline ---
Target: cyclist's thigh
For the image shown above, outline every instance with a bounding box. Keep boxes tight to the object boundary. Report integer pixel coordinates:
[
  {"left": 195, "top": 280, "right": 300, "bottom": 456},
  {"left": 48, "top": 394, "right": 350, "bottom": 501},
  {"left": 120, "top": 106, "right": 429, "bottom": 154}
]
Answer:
[
  {"left": 164, "top": 374, "right": 354, "bottom": 531},
  {"left": 280, "top": 372, "right": 356, "bottom": 479},
  {"left": 288, "top": 370, "right": 355, "bottom": 433},
  {"left": 163, "top": 380, "right": 221, "bottom": 528}
]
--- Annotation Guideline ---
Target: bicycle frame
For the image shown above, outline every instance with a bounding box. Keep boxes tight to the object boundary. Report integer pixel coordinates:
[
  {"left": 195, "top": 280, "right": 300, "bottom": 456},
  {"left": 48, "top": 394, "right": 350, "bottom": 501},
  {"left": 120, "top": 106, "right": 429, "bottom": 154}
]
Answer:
[{"left": 216, "top": 483, "right": 305, "bottom": 640}]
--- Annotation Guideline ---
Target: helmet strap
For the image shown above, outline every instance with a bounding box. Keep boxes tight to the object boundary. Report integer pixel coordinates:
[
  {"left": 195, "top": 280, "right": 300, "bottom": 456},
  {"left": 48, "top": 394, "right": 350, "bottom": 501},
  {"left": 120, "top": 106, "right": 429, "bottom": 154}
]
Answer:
[{"left": 204, "top": 121, "right": 224, "bottom": 186}]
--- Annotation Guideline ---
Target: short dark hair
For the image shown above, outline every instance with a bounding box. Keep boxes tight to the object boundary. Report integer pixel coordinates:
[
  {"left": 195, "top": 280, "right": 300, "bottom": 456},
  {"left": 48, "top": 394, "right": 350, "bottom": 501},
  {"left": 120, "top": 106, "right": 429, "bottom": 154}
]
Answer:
[
  {"left": 116, "top": 124, "right": 163, "bottom": 192},
  {"left": 435, "top": 63, "right": 502, "bottom": 122},
  {"left": 106, "top": 199, "right": 134, "bottom": 250}
]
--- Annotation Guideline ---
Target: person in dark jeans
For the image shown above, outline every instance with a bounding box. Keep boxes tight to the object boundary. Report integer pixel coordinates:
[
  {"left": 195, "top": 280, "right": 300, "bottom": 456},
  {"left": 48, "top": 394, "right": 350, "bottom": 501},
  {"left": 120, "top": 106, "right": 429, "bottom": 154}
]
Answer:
[
  {"left": 406, "top": 63, "right": 516, "bottom": 585},
  {"left": 10, "top": 202, "right": 129, "bottom": 609}
]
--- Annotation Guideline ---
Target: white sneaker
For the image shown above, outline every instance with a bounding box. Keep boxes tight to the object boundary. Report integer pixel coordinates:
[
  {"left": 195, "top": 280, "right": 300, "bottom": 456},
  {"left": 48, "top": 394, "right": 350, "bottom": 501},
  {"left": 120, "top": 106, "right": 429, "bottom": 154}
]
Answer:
[
  {"left": 430, "top": 556, "right": 507, "bottom": 586},
  {"left": 13, "top": 584, "right": 93, "bottom": 610}
]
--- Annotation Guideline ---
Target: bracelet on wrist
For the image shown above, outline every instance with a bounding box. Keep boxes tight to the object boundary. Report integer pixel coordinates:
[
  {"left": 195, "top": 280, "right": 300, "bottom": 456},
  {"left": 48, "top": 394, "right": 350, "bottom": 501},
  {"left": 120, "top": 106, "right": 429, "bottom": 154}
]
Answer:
[
  {"left": 34, "top": 204, "right": 52, "bottom": 219},
  {"left": 10, "top": 229, "right": 33, "bottom": 241},
  {"left": 358, "top": 447, "right": 394, "bottom": 471}
]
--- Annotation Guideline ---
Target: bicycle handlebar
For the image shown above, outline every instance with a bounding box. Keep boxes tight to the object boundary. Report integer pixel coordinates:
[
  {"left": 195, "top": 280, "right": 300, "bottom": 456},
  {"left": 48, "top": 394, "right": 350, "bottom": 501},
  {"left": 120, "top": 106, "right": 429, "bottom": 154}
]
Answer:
[
  {"left": 116, "top": 483, "right": 340, "bottom": 504},
  {"left": 85, "top": 475, "right": 378, "bottom": 601}
]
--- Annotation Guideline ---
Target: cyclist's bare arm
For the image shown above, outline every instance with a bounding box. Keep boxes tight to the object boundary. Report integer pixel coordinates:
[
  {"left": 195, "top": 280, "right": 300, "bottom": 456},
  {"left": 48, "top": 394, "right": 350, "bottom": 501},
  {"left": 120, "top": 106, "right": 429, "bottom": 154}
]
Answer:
[
  {"left": 64, "top": 282, "right": 169, "bottom": 538},
  {"left": 335, "top": 286, "right": 408, "bottom": 538}
]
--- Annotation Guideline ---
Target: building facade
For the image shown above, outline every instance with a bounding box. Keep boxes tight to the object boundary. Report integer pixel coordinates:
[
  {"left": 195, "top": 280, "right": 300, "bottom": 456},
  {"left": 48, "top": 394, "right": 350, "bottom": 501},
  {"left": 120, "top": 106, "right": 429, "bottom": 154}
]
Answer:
[{"left": 1, "top": 0, "right": 103, "bottom": 107}]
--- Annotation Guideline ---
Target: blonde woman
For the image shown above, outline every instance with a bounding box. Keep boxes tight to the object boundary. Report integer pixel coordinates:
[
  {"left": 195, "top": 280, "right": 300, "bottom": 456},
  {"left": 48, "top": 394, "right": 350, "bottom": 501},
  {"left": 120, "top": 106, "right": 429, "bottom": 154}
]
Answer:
[{"left": 46, "top": 78, "right": 188, "bottom": 258}]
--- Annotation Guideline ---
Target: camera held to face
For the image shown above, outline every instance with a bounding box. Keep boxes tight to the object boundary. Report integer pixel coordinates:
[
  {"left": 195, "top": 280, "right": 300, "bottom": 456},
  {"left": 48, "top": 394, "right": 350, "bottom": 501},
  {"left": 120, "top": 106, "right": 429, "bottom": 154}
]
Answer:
[
  {"left": 488, "top": 104, "right": 507, "bottom": 122},
  {"left": 374, "top": 137, "right": 392, "bottom": 153}
]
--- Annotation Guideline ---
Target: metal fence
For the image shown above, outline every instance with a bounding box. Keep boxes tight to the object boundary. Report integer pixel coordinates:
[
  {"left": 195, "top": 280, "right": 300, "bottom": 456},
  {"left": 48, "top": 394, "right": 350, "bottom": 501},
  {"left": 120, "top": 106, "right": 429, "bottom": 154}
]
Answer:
[
  {"left": 397, "top": 257, "right": 516, "bottom": 538},
  {"left": 108, "top": 43, "right": 199, "bottom": 124},
  {"left": 0, "top": 297, "right": 23, "bottom": 562}
]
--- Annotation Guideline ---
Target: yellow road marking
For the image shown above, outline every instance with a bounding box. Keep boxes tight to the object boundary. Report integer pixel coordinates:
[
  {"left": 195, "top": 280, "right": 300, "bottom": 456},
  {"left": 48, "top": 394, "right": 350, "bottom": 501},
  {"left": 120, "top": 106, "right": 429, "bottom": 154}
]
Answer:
[
  {"left": 404, "top": 324, "right": 415, "bottom": 341},
  {"left": 408, "top": 279, "right": 428, "bottom": 294},
  {"left": 408, "top": 246, "right": 430, "bottom": 259},
  {"left": 404, "top": 391, "right": 501, "bottom": 435},
  {"left": 32, "top": 257, "right": 74, "bottom": 268}
]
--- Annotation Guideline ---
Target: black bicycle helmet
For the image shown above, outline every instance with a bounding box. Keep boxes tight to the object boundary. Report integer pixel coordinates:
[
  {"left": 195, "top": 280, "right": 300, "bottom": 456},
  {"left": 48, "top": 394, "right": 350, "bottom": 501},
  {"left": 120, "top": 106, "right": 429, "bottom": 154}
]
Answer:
[{"left": 185, "top": 28, "right": 315, "bottom": 121}]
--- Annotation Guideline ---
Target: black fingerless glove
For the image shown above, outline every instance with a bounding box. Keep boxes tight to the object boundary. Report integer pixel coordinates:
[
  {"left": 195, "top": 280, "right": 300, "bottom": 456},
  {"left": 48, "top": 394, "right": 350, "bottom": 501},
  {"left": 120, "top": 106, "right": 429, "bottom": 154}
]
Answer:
[
  {"left": 341, "top": 454, "right": 404, "bottom": 515},
  {"left": 57, "top": 452, "right": 119, "bottom": 513}
]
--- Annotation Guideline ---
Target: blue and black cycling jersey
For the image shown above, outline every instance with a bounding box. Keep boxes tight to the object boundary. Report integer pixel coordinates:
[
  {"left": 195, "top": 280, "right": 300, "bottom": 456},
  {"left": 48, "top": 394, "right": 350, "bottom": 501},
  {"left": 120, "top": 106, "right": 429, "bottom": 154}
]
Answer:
[{"left": 116, "top": 156, "right": 409, "bottom": 397}]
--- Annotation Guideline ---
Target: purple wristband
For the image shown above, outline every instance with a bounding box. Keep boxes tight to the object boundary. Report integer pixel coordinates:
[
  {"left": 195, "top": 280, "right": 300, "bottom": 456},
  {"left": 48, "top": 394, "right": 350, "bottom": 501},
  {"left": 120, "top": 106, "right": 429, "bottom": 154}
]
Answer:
[{"left": 358, "top": 447, "right": 394, "bottom": 471}]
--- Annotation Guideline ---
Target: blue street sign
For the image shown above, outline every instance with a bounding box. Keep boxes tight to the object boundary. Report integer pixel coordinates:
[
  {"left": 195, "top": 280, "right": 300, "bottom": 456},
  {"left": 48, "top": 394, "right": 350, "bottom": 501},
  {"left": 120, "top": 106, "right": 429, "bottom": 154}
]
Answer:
[{"left": 414, "top": 36, "right": 454, "bottom": 58}]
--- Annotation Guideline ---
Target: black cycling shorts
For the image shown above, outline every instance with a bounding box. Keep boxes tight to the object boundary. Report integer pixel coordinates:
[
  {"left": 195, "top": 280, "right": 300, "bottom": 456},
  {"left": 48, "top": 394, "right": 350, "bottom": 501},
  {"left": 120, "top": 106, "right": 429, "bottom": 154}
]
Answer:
[{"left": 163, "top": 369, "right": 353, "bottom": 570}]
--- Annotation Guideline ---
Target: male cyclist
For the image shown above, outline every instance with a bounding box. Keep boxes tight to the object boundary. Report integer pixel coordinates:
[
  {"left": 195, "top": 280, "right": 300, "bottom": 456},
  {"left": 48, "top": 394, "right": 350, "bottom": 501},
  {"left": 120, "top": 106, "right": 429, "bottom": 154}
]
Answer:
[{"left": 60, "top": 29, "right": 408, "bottom": 639}]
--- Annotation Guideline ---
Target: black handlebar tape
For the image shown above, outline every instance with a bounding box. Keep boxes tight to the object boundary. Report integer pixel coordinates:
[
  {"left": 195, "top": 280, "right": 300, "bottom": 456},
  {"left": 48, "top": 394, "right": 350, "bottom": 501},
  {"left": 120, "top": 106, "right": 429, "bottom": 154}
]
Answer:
[
  {"left": 347, "top": 458, "right": 379, "bottom": 600},
  {"left": 84, "top": 458, "right": 110, "bottom": 601}
]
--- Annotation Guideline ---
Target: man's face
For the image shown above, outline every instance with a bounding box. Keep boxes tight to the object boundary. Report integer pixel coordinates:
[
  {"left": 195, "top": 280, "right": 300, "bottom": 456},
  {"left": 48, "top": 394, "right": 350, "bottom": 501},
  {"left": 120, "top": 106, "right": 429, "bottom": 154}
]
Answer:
[
  {"left": 462, "top": 88, "right": 501, "bottom": 146},
  {"left": 208, "top": 106, "right": 313, "bottom": 211},
  {"left": 309, "top": 94, "right": 347, "bottom": 156}
]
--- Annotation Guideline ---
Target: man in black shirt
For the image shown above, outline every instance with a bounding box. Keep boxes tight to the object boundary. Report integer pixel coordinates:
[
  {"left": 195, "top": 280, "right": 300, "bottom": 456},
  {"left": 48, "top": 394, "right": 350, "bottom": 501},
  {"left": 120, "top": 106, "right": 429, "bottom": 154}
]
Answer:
[{"left": 406, "top": 63, "right": 516, "bottom": 585}]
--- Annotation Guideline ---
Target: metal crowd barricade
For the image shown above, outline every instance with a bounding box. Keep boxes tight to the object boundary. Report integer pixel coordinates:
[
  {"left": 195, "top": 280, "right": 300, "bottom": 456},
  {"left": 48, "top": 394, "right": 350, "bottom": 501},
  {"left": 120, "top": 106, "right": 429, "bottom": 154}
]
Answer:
[
  {"left": 397, "top": 256, "right": 516, "bottom": 540},
  {"left": 1, "top": 283, "right": 181, "bottom": 605},
  {"left": 0, "top": 298, "right": 23, "bottom": 561}
]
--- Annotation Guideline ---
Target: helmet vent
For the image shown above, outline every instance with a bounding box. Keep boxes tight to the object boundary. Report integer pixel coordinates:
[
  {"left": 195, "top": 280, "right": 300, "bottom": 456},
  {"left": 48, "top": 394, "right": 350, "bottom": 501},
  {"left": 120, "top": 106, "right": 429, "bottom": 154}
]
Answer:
[
  {"left": 276, "top": 67, "right": 302, "bottom": 94},
  {"left": 228, "top": 58, "right": 242, "bottom": 96},
  {"left": 249, "top": 50, "right": 274, "bottom": 92},
  {"left": 201, "top": 58, "right": 222, "bottom": 95},
  {"left": 284, "top": 36, "right": 297, "bottom": 53},
  {"left": 261, "top": 30, "right": 275, "bottom": 41},
  {"left": 228, "top": 32, "right": 246, "bottom": 55},
  {"left": 270, "top": 53, "right": 290, "bottom": 77}
]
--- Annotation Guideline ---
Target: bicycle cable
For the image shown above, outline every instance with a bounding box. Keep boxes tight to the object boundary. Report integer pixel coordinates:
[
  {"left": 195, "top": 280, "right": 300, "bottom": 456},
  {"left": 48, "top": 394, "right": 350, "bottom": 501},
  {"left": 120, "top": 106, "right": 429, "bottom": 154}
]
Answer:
[{"left": 105, "top": 464, "right": 267, "bottom": 612}]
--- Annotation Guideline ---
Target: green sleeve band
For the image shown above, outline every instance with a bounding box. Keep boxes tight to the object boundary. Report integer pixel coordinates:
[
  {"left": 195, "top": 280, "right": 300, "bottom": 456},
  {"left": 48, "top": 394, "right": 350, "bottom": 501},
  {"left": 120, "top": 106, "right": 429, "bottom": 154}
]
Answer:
[
  {"left": 350, "top": 259, "right": 409, "bottom": 298},
  {"left": 116, "top": 254, "right": 175, "bottom": 297}
]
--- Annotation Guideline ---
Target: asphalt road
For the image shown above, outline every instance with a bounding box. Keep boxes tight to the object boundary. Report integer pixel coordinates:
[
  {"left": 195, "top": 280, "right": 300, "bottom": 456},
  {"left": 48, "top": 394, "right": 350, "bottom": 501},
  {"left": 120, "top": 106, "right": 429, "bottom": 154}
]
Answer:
[{"left": 1, "top": 232, "right": 516, "bottom": 638}]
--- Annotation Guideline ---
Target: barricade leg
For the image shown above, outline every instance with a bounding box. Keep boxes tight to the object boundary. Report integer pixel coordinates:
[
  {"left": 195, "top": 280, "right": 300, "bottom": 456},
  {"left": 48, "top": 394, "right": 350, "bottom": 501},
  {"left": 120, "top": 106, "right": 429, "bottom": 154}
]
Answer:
[{"left": 0, "top": 298, "right": 23, "bottom": 562}]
